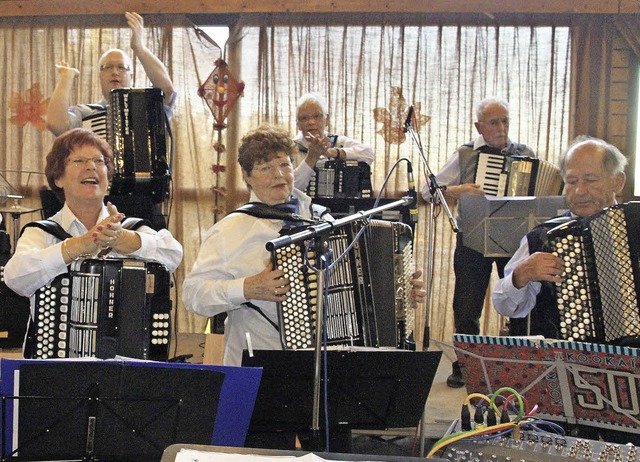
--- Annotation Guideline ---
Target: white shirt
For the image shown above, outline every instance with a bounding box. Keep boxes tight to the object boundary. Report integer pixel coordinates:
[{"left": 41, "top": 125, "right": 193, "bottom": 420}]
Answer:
[
  {"left": 292, "top": 131, "right": 375, "bottom": 191},
  {"left": 4, "top": 203, "right": 183, "bottom": 309},
  {"left": 182, "top": 189, "right": 319, "bottom": 366},
  {"left": 491, "top": 236, "right": 540, "bottom": 318},
  {"left": 420, "top": 135, "right": 535, "bottom": 200}
]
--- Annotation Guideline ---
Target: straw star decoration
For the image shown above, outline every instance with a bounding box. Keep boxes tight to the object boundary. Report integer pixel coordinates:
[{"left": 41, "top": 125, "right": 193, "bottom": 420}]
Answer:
[
  {"left": 373, "top": 86, "right": 430, "bottom": 144},
  {"left": 9, "top": 83, "right": 49, "bottom": 131}
]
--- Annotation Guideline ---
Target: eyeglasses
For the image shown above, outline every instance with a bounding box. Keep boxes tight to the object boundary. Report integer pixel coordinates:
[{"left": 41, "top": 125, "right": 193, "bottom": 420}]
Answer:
[
  {"left": 297, "top": 113, "right": 325, "bottom": 123},
  {"left": 254, "top": 161, "right": 294, "bottom": 175},
  {"left": 68, "top": 157, "right": 108, "bottom": 168},
  {"left": 99, "top": 64, "right": 131, "bottom": 73},
  {"left": 480, "top": 118, "right": 509, "bottom": 128}
]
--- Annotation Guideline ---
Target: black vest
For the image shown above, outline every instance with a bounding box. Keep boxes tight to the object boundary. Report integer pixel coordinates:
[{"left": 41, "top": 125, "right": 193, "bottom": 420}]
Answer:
[{"left": 511, "top": 213, "right": 573, "bottom": 338}]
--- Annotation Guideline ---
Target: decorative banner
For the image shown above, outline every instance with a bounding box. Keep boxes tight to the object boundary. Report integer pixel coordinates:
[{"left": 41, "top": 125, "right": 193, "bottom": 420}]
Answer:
[
  {"left": 454, "top": 334, "right": 640, "bottom": 434},
  {"left": 198, "top": 58, "right": 245, "bottom": 130}
]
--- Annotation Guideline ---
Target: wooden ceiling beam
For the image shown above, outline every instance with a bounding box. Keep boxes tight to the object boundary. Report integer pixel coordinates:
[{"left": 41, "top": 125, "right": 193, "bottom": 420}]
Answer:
[{"left": 0, "top": 0, "right": 633, "bottom": 17}]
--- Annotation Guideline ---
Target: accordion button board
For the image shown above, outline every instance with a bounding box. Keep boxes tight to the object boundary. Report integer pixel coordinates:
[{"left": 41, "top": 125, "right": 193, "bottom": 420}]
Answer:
[
  {"left": 271, "top": 219, "right": 415, "bottom": 351},
  {"left": 547, "top": 202, "right": 640, "bottom": 344},
  {"left": 29, "top": 258, "right": 172, "bottom": 361}
]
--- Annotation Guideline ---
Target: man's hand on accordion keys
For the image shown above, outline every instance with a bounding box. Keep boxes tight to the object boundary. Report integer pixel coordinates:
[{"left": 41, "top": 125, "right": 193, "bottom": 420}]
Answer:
[
  {"left": 410, "top": 270, "right": 427, "bottom": 304},
  {"left": 243, "top": 262, "right": 292, "bottom": 302},
  {"left": 511, "top": 252, "right": 564, "bottom": 289}
]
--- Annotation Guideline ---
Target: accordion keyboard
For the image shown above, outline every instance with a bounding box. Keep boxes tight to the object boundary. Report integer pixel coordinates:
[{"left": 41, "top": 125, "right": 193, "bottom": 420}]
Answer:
[
  {"left": 549, "top": 230, "right": 597, "bottom": 342},
  {"left": 81, "top": 111, "right": 107, "bottom": 140},
  {"left": 474, "top": 153, "right": 507, "bottom": 196}
]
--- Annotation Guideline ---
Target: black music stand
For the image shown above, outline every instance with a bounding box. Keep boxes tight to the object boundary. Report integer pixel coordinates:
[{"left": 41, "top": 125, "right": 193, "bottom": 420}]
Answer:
[
  {"left": 459, "top": 195, "right": 567, "bottom": 257},
  {"left": 241, "top": 349, "right": 441, "bottom": 451},
  {"left": 0, "top": 232, "right": 30, "bottom": 349},
  {"left": 1, "top": 361, "right": 225, "bottom": 462}
]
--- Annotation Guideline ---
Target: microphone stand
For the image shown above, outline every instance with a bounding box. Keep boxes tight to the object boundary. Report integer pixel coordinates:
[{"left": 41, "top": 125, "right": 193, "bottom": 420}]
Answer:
[
  {"left": 404, "top": 116, "right": 458, "bottom": 457},
  {"left": 266, "top": 196, "right": 413, "bottom": 450}
]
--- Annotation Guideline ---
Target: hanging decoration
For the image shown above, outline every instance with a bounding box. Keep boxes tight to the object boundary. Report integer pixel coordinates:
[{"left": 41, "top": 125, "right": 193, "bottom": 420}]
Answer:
[
  {"left": 198, "top": 57, "right": 245, "bottom": 222},
  {"left": 9, "top": 83, "right": 49, "bottom": 131},
  {"left": 373, "top": 86, "right": 430, "bottom": 144}
]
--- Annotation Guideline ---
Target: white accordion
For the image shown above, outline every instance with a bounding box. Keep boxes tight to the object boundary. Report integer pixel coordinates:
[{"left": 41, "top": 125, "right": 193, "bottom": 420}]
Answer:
[{"left": 474, "top": 153, "right": 564, "bottom": 197}]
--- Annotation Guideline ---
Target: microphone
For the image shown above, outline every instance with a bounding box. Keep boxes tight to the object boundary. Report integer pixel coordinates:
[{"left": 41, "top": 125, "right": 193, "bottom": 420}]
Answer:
[
  {"left": 403, "top": 105, "right": 414, "bottom": 133},
  {"left": 407, "top": 160, "right": 418, "bottom": 223}
]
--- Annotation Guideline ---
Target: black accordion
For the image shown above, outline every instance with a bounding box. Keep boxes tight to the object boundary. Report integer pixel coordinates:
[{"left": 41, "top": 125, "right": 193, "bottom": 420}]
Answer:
[
  {"left": 271, "top": 219, "right": 415, "bottom": 350},
  {"left": 26, "top": 258, "right": 172, "bottom": 360},
  {"left": 308, "top": 160, "right": 372, "bottom": 199},
  {"left": 547, "top": 202, "right": 640, "bottom": 344},
  {"left": 107, "top": 88, "right": 170, "bottom": 203},
  {"left": 474, "top": 153, "right": 564, "bottom": 197}
]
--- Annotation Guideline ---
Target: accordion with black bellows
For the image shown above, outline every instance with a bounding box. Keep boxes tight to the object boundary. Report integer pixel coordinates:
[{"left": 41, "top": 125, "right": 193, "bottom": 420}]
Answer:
[
  {"left": 546, "top": 202, "right": 640, "bottom": 344},
  {"left": 107, "top": 88, "right": 170, "bottom": 202},
  {"left": 26, "top": 258, "right": 172, "bottom": 360},
  {"left": 474, "top": 153, "right": 564, "bottom": 197},
  {"left": 271, "top": 219, "right": 415, "bottom": 350}
]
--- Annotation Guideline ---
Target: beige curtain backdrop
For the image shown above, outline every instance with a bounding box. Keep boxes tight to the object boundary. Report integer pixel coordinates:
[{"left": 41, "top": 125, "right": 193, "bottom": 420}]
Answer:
[
  {"left": 233, "top": 20, "right": 572, "bottom": 347},
  {"left": 0, "top": 14, "right": 575, "bottom": 354},
  {"left": 0, "top": 15, "right": 223, "bottom": 347}
]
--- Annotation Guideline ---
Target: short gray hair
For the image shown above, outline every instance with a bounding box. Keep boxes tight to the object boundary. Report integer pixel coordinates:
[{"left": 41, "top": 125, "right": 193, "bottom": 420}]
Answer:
[
  {"left": 559, "top": 135, "right": 628, "bottom": 176},
  {"left": 475, "top": 97, "right": 510, "bottom": 122},
  {"left": 297, "top": 92, "right": 328, "bottom": 115},
  {"left": 98, "top": 48, "right": 133, "bottom": 69}
]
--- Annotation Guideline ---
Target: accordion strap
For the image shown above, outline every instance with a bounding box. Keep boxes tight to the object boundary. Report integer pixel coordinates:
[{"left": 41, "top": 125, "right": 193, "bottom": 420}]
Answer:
[
  {"left": 243, "top": 301, "right": 280, "bottom": 332},
  {"left": 21, "top": 217, "right": 151, "bottom": 240},
  {"left": 230, "top": 202, "right": 328, "bottom": 222},
  {"left": 232, "top": 202, "right": 297, "bottom": 221}
]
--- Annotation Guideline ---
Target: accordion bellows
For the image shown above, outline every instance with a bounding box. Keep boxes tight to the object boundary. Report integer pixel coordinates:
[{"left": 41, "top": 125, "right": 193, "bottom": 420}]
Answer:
[{"left": 107, "top": 88, "right": 170, "bottom": 202}]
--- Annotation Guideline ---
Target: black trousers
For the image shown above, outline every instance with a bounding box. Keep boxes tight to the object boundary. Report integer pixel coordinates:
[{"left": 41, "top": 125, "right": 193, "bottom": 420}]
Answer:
[{"left": 452, "top": 233, "right": 509, "bottom": 335}]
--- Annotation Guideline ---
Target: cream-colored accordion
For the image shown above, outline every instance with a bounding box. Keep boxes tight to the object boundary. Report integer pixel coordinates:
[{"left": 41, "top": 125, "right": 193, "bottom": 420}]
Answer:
[
  {"left": 547, "top": 202, "right": 640, "bottom": 344},
  {"left": 474, "top": 153, "right": 564, "bottom": 197},
  {"left": 271, "top": 219, "right": 415, "bottom": 351}
]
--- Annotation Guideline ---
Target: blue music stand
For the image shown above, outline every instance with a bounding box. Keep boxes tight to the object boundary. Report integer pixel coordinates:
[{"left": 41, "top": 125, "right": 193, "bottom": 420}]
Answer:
[{"left": 0, "top": 359, "right": 262, "bottom": 461}]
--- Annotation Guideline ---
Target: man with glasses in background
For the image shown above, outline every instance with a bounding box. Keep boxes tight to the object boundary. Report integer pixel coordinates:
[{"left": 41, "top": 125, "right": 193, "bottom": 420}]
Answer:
[
  {"left": 293, "top": 92, "right": 374, "bottom": 192},
  {"left": 45, "top": 12, "right": 175, "bottom": 230},
  {"left": 46, "top": 11, "right": 176, "bottom": 137},
  {"left": 421, "top": 97, "right": 536, "bottom": 388}
]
